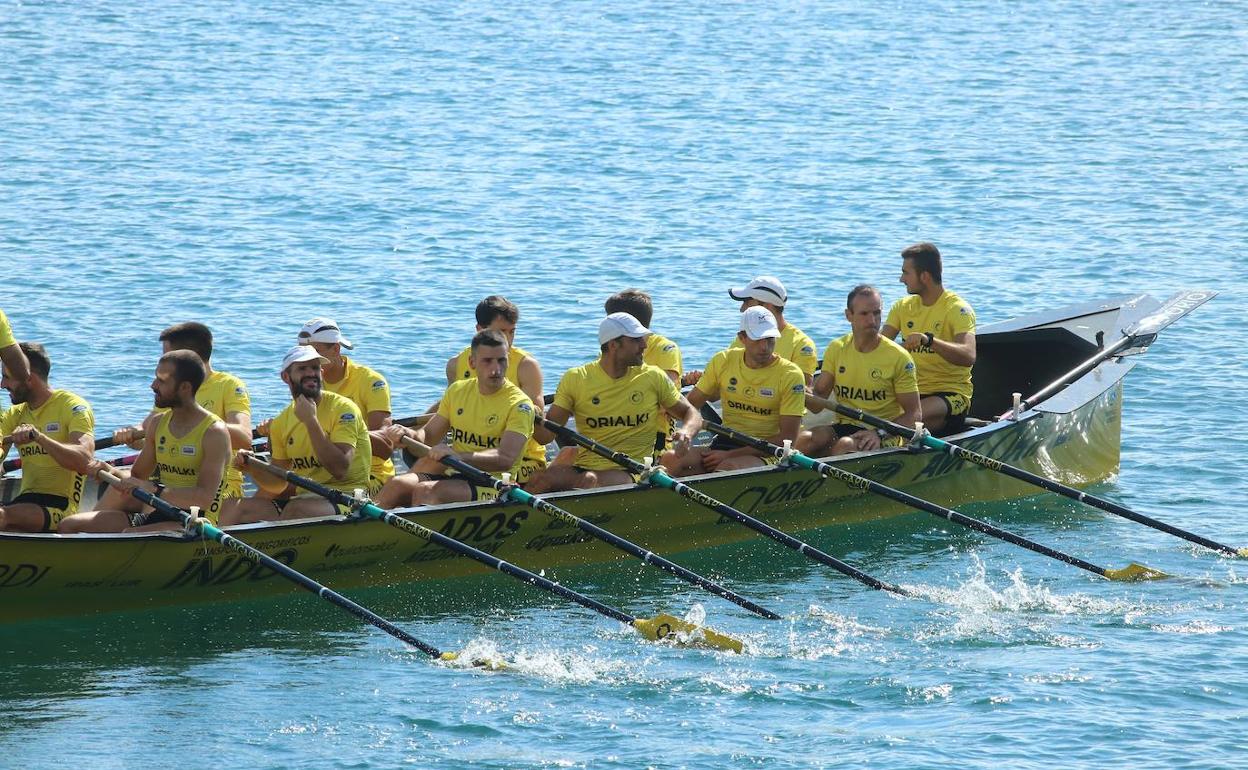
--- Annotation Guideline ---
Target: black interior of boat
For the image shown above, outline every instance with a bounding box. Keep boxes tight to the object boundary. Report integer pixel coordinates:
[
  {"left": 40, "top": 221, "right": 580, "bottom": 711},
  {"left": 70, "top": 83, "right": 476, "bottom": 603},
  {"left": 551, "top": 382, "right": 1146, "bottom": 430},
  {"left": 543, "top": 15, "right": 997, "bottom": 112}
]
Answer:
[{"left": 969, "top": 327, "right": 1100, "bottom": 418}]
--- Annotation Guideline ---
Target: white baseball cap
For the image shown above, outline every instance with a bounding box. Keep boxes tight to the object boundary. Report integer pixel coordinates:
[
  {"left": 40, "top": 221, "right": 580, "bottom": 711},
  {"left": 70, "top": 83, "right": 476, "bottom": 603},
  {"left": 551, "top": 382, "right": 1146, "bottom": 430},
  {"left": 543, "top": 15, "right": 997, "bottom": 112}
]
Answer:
[
  {"left": 740, "top": 306, "right": 781, "bottom": 340},
  {"left": 728, "top": 276, "right": 788, "bottom": 306},
  {"left": 280, "top": 345, "right": 329, "bottom": 374},
  {"left": 297, "top": 318, "right": 354, "bottom": 350},
  {"left": 598, "top": 312, "right": 651, "bottom": 345}
]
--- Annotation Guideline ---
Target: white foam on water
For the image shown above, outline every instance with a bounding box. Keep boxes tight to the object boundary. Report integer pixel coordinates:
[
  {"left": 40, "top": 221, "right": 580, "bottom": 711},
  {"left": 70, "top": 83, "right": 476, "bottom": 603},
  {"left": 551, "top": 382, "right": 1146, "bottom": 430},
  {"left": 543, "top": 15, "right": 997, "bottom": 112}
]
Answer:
[{"left": 1151, "top": 619, "right": 1233, "bottom": 635}]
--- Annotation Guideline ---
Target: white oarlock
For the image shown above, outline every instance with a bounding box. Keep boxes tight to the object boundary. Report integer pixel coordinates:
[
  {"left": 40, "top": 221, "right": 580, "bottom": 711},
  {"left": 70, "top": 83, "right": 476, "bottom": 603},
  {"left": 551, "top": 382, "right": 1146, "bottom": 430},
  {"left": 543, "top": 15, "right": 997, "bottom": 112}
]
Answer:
[
  {"left": 185, "top": 505, "right": 202, "bottom": 535},
  {"left": 910, "top": 421, "right": 927, "bottom": 448},
  {"left": 1011, "top": 392, "right": 1023, "bottom": 421},
  {"left": 781, "top": 439, "right": 795, "bottom": 464},
  {"left": 501, "top": 472, "right": 512, "bottom": 485},
  {"left": 639, "top": 455, "right": 660, "bottom": 482}
]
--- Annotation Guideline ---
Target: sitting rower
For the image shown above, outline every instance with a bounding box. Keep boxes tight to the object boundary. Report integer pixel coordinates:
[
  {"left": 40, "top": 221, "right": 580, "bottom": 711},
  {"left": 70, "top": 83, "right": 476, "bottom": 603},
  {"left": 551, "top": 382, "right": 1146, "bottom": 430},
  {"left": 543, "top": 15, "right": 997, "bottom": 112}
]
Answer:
[
  {"left": 798, "top": 285, "right": 920, "bottom": 457},
  {"left": 0, "top": 342, "right": 94, "bottom": 532},
  {"left": 528, "top": 313, "right": 702, "bottom": 493},
  {"left": 666, "top": 307, "right": 806, "bottom": 476},
  {"left": 376, "top": 330, "right": 537, "bottom": 507},
  {"left": 220, "top": 346, "right": 371, "bottom": 525},
  {"left": 881, "top": 242, "right": 977, "bottom": 435},
  {"left": 0, "top": 307, "right": 31, "bottom": 383},
  {"left": 604, "top": 290, "right": 683, "bottom": 385},
  {"left": 724, "top": 276, "right": 818, "bottom": 387},
  {"left": 60, "top": 351, "right": 230, "bottom": 533},
  {"left": 297, "top": 317, "right": 400, "bottom": 495},
  {"left": 111, "top": 322, "right": 252, "bottom": 501}
]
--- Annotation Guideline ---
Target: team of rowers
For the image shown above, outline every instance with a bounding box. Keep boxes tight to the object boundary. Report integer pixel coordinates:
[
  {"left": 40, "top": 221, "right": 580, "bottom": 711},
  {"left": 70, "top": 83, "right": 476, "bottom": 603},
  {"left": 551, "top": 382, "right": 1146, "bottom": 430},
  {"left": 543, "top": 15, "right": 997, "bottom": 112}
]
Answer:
[{"left": 0, "top": 242, "right": 976, "bottom": 535}]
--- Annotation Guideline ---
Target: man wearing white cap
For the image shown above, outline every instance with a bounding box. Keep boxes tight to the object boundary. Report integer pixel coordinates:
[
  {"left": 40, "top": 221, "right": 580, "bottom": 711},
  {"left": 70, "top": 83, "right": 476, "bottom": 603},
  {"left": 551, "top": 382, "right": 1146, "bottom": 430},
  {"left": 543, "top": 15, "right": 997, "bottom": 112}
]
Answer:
[
  {"left": 297, "top": 317, "right": 398, "bottom": 495},
  {"left": 219, "top": 345, "right": 371, "bottom": 524},
  {"left": 375, "top": 330, "right": 537, "bottom": 508},
  {"left": 667, "top": 307, "right": 806, "bottom": 476},
  {"left": 528, "top": 313, "right": 703, "bottom": 493},
  {"left": 726, "top": 276, "right": 818, "bottom": 386}
]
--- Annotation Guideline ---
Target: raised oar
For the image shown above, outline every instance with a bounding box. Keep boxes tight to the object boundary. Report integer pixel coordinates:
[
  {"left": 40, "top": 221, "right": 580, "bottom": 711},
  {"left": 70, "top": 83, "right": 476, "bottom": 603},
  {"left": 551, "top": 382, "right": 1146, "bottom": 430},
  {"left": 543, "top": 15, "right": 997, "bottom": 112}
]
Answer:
[
  {"left": 94, "top": 469, "right": 464, "bottom": 663},
  {"left": 823, "top": 396, "right": 1248, "bottom": 559},
  {"left": 537, "top": 417, "right": 908, "bottom": 597},
  {"left": 1000, "top": 289, "right": 1217, "bottom": 419},
  {"left": 705, "top": 422, "right": 1165, "bottom": 582},
  {"left": 401, "top": 437, "right": 780, "bottom": 620},
  {"left": 237, "top": 451, "right": 746, "bottom": 653}
]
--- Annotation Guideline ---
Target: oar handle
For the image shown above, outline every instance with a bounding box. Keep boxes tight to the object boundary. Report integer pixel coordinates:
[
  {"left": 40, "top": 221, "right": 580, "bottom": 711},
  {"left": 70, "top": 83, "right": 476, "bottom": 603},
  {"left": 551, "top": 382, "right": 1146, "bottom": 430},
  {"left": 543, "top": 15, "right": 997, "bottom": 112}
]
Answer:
[{"left": 97, "top": 465, "right": 444, "bottom": 656}]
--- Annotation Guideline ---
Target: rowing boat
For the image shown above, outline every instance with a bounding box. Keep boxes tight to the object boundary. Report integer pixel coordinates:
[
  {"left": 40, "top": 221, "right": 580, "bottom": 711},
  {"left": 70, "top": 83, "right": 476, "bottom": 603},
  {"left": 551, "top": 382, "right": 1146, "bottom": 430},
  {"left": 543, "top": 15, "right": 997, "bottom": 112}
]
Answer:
[{"left": 0, "top": 293, "right": 1166, "bottom": 623}]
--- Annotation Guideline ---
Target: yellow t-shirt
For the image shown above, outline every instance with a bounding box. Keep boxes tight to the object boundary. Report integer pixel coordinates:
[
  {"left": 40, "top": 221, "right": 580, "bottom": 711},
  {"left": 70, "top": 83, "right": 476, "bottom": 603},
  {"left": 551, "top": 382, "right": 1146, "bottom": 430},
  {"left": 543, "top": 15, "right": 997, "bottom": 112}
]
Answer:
[
  {"left": 195, "top": 370, "right": 250, "bottom": 497},
  {"left": 436, "top": 378, "right": 536, "bottom": 481},
  {"left": 0, "top": 308, "right": 15, "bottom": 349},
  {"left": 0, "top": 390, "right": 94, "bottom": 513},
  {"left": 729, "top": 322, "right": 818, "bottom": 378},
  {"left": 696, "top": 348, "right": 806, "bottom": 438},
  {"left": 821, "top": 334, "right": 918, "bottom": 427},
  {"left": 553, "top": 362, "right": 681, "bottom": 471},
  {"left": 270, "top": 391, "right": 372, "bottom": 494},
  {"left": 643, "top": 333, "right": 683, "bottom": 379},
  {"left": 453, "top": 344, "right": 546, "bottom": 468},
  {"left": 151, "top": 411, "right": 226, "bottom": 521},
  {"left": 885, "top": 290, "right": 976, "bottom": 399},
  {"left": 323, "top": 356, "right": 394, "bottom": 482}
]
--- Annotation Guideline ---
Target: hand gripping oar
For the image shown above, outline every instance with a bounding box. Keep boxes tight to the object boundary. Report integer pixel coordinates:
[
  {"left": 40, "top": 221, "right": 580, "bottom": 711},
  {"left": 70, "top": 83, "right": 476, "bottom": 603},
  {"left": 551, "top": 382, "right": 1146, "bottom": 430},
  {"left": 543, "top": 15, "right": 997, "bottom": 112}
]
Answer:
[
  {"left": 94, "top": 470, "right": 464, "bottom": 663},
  {"left": 1000, "top": 289, "right": 1217, "bottom": 419},
  {"left": 400, "top": 437, "right": 780, "bottom": 620},
  {"left": 237, "top": 452, "right": 745, "bottom": 653},
  {"left": 704, "top": 423, "right": 1166, "bottom": 582},
  {"left": 824, "top": 396, "right": 1248, "bottom": 560},
  {"left": 537, "top": 417, "right": 909, "bottom": 597}
]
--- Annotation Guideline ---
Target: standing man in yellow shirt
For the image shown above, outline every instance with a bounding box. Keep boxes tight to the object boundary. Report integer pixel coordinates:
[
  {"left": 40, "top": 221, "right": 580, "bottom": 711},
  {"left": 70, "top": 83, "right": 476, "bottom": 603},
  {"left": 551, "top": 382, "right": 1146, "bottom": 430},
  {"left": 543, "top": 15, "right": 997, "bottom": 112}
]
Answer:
[
  {"left": 0, "top": 343, "right": 95, "bottom": 532},
  {"left": 297, "top": 318, "right": 398, "bottom": 495},
  {"left": 668, "top": 307, "right": 806, "bottom": 476},
  {"left": 376, "top": 330, "right": 537, "bottom": 508},
  {"left": 221, "top": 346, "right": 371, "bottom": 524},
  {"left": 0, "top": 308, "right": 31, "bottom": 383},
  {"left": 528, "top": 313, "right": 702, "bottom": 492},
  {"left": 60, "top": 350, "right": 230, "bottom": 533},
  {"left": 111, "top": 322, "right": 252, "bottom": 500},
  {"left": 800, "top": 285, "right": 920, "bottom": 456},
  {"left": 881, "top": 242, "right": 977, "bottom": 435}
]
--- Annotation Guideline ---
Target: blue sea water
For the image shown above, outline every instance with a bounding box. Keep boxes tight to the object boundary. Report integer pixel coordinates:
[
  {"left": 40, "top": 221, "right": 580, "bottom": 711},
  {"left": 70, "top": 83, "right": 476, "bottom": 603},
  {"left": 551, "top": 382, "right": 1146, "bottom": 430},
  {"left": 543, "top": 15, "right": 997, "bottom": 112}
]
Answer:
[{"left": 2, "top": 0, "right": 1246, "bottom": 767}]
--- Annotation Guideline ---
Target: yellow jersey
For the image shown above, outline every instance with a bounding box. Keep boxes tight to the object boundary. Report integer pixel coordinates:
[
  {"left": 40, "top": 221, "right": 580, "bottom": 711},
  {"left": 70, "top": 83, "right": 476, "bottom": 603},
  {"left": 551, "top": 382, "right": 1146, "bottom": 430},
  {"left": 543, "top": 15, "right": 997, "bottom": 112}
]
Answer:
[
  {"left": 553, "top": 362, "right": 681, "bottom": 471},
  {"left": 643, "top": 332, "right": 683, "bottom": 378},
  {"left": 696, "top": 348, "right": 806, "bottom": 438},
  {"left": 0, "top": 308, "right": 14, "bottom": 349},
  {"left": 729, "top": 322, "right": 818, "bottom": 378},
  {"left": 436, "top": 378, "right": 535, "bottom": 481},
  {"left": 0, "top": 390, "right": 94, "bottom": 514},
  {"left": 453, "top": 344, "right": 546, "bottom": 468},
  {"left": 196, "top": 370, "right": 249, "bottom": 497},
  {"left": 821, "top": 334, "right": 918, "bottom": 427},
  {"left": 323, "top": 356, "right": 394, "bottom": 483},
  {"left": 270, "top": 391, "right": 372, "bottom": 494},
  {"left": 885, "top": 290, "right": 976, "bottom": 399},
  {"left": 151, "top": 411, "right": 226, "bottom": 522}
]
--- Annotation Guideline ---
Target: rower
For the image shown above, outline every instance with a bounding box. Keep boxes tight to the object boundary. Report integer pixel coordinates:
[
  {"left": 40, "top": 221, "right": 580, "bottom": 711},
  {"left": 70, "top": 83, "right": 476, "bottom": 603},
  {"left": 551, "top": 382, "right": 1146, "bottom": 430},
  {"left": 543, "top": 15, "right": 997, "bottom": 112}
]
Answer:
[
  {"left": 375, "top": 330, "right": 537, "bottom": 507},
  {"left": 724, "top": 276, "right": 818, "bottom": 388},
  {"left": 0, "top": 308, "right": 31, "bottom": 383},
  {"left": 419, "top": 295, "right": 546, "bottom": 477},
  {"left": 798, "top": 285, "right": 920, "bottom": 456},
  {"left": 880, "top": 242, "right": 977, "bottom": 435},
  {"left": 667, "top": 307, "right": 806, "bottom": 476},
  {"left": 59, "top": 351, "right": 230, "bottom": 533},
  {"left": 604, "top": 290, "right": 683, "bottom": 385},
  {"left": 297, "top": 317, "right": 398, "bottom": 495},
  {"left": 219, "top": 345, "right": 372, "bottom": 524},
  {"left": 528, "top": 313, "right": 702, "bottom": 493},
  {"left": 0, "top": 343, "right": 94, "bottom": 532},
  {"left": 111, "top": 322, "right": 252, "bottom": 500}
]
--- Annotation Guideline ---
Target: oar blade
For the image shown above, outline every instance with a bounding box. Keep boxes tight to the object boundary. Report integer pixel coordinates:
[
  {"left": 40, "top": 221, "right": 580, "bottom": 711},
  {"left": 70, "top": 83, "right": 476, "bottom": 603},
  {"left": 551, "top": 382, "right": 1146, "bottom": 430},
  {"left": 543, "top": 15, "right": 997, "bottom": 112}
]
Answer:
[
  {"left": 1236, "top": 548, "right": 1248, "bottom": 559},
  {"left": 439, "top": 650, "right": 508, "bottom": 671},
  {"left": 1125, "top": 289, "right": 1217, "bottom": 340},
  {"left": 1105, "top": 563, "right": 1169, "bottom": 582},
  {"left": 632, "top": 612, "right": 744, "bottom": 654}
]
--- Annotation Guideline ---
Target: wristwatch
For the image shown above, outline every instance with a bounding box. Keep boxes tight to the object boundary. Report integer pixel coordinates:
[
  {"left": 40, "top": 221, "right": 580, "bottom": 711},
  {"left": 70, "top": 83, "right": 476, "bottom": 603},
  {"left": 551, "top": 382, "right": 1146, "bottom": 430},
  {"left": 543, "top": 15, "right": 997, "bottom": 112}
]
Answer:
[
  {"left": 923, "top": 332, "right": 935, "bottom": 347},
  {"left": 875, "top": 429, "right": 888, "bottom": 441}
]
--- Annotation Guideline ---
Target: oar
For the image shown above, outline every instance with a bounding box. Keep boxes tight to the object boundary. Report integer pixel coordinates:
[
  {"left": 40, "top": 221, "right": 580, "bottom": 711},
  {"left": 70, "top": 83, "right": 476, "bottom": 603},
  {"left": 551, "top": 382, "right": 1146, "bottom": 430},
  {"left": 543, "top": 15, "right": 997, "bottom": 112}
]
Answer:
[
  {"left": 3, "top": 432, "right": 129, "bottom": 474},
  {"left": 537, "top": 417, "right": 909, "bottom": 596},
  {"left": 237, "top": 451, "right": 745, "bottom": 653},
  {"left": 1000, "top": 289, "right": 1217, "bottom": 419},
  {"left": 94, "top": 469, "right": 470, "bottom": 663},
  {"left": 705, "top": 422, "right": 1166, "bottom": 582},
  {"left": 401, "top": 437, "right": 780, "bottom": 620},
  {"left": 822, "top": 396, "right": 1248, "bottom": 559}
]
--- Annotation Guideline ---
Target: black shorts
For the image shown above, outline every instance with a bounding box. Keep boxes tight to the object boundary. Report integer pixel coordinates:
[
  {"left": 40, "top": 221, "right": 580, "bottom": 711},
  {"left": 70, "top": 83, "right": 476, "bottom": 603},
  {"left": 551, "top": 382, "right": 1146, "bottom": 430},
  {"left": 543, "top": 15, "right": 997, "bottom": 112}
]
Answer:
[
  {"left": 10, "top": 492, "right": 70, "bottom": 533},
  {"left": 923, "top": 391, "right": 970, "bottom": 434},
  {"left": 128, "top": 508, "right": 185, "bottom": 528},
  {"left": 709, "top": 435, "right": 746, "bottom": 452}
]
